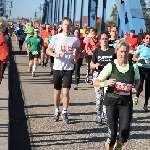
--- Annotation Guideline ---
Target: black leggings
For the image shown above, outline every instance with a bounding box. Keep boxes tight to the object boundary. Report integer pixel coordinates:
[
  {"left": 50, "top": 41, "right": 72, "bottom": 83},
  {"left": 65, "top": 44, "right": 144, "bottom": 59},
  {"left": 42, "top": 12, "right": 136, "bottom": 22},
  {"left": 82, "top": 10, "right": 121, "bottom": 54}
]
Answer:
[
  {"left": 136, "top": 67, "right": 150, "bottom": 105},
  {"left": 74, "top": 58, "right": 83, "bottom": 85},
  {"left": 86, "top": 55, "right": 92, "bottom": 76},
  {"left": 18, "top": 40, "right": 24, "bottom": 51},
  {"left": 106, "top": 104, "right": 132, "bottom": 147}
]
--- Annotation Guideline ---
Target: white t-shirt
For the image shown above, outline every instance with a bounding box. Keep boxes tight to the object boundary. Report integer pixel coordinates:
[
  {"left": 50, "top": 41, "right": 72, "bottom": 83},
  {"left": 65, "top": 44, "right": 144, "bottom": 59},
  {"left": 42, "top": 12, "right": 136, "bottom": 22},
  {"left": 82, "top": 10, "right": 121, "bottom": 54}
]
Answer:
[{"left": 48, "top": 33, "right": 80, "bottom": 70}]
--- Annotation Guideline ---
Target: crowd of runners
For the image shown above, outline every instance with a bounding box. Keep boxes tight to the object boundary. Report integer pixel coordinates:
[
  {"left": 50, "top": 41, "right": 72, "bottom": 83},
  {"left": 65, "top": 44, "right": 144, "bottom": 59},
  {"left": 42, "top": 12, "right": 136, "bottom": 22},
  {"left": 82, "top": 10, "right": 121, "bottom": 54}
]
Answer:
[{"left": 5, "top": 18, "right": 150, "bottom": 150}]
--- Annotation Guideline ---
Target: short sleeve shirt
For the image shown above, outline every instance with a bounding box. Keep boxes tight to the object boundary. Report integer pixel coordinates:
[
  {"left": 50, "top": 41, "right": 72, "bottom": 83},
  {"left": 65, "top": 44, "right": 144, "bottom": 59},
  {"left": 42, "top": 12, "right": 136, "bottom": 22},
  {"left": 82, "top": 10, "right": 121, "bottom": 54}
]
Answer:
[{"left": 48, "top": 33, "right": 80, "bottom": 70}]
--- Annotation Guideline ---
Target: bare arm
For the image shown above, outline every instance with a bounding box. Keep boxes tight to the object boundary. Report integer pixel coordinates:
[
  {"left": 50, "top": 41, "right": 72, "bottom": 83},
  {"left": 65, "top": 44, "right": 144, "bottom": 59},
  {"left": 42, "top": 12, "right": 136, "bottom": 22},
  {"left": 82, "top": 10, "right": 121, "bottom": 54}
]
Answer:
[
  {"left": 74, "top": 47, "right": 80, "bottom": 60},
  {"left": 133, "top": 79, "right": 140, "bottom": 89},
  {"left": 46, "top": 47, "right": 56, "bottom": 57}
]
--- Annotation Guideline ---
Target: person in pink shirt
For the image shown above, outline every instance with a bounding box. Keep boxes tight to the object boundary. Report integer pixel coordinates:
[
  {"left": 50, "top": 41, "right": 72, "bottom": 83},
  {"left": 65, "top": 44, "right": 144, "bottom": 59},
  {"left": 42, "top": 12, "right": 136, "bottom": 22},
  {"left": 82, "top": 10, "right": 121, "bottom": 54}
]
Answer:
[{"left": 85, "top": 27, "right": 100, "bottom": 84}]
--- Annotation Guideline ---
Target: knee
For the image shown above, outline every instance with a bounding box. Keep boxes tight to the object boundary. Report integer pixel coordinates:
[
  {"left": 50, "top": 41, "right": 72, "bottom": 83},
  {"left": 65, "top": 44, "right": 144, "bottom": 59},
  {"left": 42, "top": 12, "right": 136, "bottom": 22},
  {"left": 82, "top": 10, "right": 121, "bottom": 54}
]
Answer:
[
  {"left": 119, "top": 128, "right": 130, "bottom": 143},
  {"left": 63, "top": 90, "right": 69, "bottom": 97}
]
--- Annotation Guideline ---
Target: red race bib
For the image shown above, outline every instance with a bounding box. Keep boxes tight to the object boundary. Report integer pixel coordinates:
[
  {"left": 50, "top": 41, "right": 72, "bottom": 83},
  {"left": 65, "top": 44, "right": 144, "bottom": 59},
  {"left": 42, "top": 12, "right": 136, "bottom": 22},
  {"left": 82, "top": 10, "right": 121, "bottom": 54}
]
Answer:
[{"left": 114, "top": 82, "right": 132, "bottom": 95}]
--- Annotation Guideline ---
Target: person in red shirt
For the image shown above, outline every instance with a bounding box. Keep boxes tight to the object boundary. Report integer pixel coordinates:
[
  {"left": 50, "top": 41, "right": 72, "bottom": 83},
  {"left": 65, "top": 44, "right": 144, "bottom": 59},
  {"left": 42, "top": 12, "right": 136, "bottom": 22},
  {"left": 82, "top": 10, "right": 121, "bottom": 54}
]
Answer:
[
  {"left": 85, "top": 27, "right": 100, "bottom": 84},
  {"left": 72, "top": 28, "right": 85, "bottom": 90},
  {"left": 41, "top": 24, "right": 52, "bottom": 67},
  {"left": 125, "top": 29, "right": 141, "bottom": 61}
]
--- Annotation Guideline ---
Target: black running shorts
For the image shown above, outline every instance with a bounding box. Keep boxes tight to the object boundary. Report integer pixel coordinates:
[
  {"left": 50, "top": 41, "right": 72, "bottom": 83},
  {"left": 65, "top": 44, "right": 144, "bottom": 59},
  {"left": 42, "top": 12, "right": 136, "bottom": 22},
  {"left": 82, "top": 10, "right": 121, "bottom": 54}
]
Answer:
[{"left": 53, "top": 70, "right": 73, "bottom": 90}]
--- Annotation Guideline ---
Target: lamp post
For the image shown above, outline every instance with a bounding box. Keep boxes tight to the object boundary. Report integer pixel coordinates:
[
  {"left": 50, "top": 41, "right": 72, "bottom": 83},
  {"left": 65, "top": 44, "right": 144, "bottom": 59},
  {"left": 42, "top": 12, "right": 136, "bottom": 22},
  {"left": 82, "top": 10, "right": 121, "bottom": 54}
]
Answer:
[
  {"left": 6, "top": 1, "right": 13, "bottom": 8},
  {"left": 34, "top": 11, "right": 41, "bottom": 22}
]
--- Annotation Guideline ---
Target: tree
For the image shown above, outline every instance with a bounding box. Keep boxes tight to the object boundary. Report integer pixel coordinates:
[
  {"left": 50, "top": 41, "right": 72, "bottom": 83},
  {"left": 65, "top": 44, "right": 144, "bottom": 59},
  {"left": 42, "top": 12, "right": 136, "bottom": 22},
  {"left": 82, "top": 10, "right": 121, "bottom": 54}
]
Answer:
[
  {"left": 140, "top": 0, "right": 150, "bottom": 26},
  {"left": 110, "top": 4, "right": 118, "bottom": 24}
]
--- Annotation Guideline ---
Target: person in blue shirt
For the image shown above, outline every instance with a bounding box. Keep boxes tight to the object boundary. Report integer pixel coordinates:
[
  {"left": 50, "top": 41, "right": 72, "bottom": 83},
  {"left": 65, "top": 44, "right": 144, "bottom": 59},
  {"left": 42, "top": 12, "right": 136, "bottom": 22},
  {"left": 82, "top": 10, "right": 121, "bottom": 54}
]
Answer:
[
  {"left": 15, "top": 25, "right": 25, "bottom": 52},
  {"left": 132, "top": 32, "right": 150, "bottom": 111}
]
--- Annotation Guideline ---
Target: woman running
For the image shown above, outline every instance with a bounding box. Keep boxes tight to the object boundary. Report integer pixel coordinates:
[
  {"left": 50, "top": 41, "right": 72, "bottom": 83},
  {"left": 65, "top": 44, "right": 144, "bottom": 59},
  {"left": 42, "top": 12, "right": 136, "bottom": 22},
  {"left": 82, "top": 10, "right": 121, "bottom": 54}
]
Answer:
[
  {"left": 132, "top": 32, "right": 150, "bottom": 111},
  {"left": 91, "top": 32, "right": 116, "bottom": 126},
  {"left": 85, "top": 27, "right": 100, "bottom": 84},
  {"left": 94, "top": 39, "right": 140, "bottom": 150}
]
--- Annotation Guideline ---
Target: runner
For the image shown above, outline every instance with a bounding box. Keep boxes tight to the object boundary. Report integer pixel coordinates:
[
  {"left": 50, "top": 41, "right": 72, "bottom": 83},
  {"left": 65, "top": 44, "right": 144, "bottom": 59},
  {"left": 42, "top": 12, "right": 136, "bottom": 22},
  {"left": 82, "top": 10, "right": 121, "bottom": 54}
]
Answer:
[
  {"left": 24, "top": 21, "right": 34, "bottom": 55},
  {"left": 26, "top": 28, "right": 43, "bottom": 77},
  {"left": 15, "top": 25, "right": 25, "bottom": 52},
  {"left": 132, "top": 32, "right": 150, "bottom": 111},
  {"left": 108, "top": 26, "right": 119, "bottom": 48},
  {"left": 90, "top": 32, "right": 116, "bottom": 126},
  {"left": 72, "top": 27, "right": 84, "bottom": 90},
  {"left": 46, "top": 17, "right": 80, "bottom": 123},
  {"left": 94, "top": 39, "right": 140, "bottom": 150},
  {"left": 47, "top": 27, "right": 56, "bottom": 75},
  {"left": 125, "top": 29, "right": 141, "bottom": 61},
  {"left": 85, "top": 27, "right": 100, "bottom": 84},
  {"left": 41, "top": 24, "right": 52, "bottom": 67}
]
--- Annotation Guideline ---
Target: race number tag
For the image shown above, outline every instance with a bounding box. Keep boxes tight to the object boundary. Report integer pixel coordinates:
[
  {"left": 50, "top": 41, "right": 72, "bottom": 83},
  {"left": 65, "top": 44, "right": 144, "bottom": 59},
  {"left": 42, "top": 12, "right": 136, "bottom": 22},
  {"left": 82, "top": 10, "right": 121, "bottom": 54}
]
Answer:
[
  {"left": 93, "top": 71, "right": 98, "bottom": 81},
  {"left": 32, "top": 51, "right": 38, "bottom": 55},
  {"left": 145, "top": 59, "right": 150, "bottom": 66},
  {"left": 114, "top": 82, "right": 132, "bottom": 95}
]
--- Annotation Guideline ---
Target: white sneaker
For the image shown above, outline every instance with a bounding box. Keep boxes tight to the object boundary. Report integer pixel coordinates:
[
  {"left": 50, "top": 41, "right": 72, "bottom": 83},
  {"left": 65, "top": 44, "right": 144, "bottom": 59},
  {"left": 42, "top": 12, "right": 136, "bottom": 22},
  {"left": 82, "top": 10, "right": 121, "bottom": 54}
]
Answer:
[{"left": 133, "top": 96, "right": 138, "bottom": 105}]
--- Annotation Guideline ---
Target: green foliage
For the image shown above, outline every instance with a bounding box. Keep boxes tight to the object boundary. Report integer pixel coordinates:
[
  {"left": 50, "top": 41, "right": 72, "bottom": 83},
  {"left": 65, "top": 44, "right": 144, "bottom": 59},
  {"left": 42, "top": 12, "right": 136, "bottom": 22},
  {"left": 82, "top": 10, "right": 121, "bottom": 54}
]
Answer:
[
  {"left": 140, "top": 0, "right": 150, "bottom": 28},
  {"left": 110, "top": 4, "right": 118, "bottom": 24}
]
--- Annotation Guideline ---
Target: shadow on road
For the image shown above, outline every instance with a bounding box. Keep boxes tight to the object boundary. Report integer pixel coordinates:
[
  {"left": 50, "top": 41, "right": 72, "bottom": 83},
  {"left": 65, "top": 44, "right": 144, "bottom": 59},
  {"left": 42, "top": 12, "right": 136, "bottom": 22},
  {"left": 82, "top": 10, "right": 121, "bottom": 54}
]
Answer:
[{"left": 9, "top": 54, "right": 31, "bottom": 150}]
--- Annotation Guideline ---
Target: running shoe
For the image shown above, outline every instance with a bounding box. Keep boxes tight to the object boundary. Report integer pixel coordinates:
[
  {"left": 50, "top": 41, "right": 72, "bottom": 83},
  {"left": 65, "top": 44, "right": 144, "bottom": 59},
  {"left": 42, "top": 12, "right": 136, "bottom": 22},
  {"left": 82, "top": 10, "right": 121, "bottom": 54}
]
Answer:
[
  {"left": 28, "top": 67, "right": 32, "bottom": 72},
  {"left": 50, "top": 71, "right": 53, "bottom": 76},
  {"left": 96, "top": 118, "right": 102, "bottom": 126},
  {"left": 32, "top": 72, "right": 35, "bottom": 77},
  {"left": 53, "top": 111, "right": 61, "bottom": 122},
  {"left": 74, "top": 85, "right": 78, "bottom": 90},
  {"left": 143, "top": 105, "right": 148, "bottom": 112},
  {"left": 61, "top": 113, "right": 69, "bottom": 124},
  {"left": 114, "top": 147, "right": 121, "bottom": 150},
  {"left": 133, "top": 96, "right": 138, "bottom": 105}
]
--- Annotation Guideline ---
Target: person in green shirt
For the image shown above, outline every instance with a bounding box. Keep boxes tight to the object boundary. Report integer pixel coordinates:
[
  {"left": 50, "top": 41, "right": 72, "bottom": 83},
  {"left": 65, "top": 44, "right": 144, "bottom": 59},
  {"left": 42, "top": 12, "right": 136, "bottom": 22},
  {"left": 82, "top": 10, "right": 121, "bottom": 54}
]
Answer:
[
  {"left": 26, "top": 28, "right": 43, "bottom": 77},
  {"left": 94, "top": 39, "right": 140, "bottom": 150},
  {"left": 25, "top": 21, "right": 34, "bottom": 55},
  {"left": 24, "top": 21, "right": 34, "bottom": 40}
]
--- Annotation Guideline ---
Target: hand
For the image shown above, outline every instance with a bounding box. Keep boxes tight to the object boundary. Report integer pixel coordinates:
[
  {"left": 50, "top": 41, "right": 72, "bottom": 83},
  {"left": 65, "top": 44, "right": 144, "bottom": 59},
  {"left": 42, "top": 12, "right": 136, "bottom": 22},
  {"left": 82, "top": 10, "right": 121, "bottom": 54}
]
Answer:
[
  {"left": 71, "top": 59, "right": 77, "bottom": 64},
  {"left": 54, "top": 53, "right": 60, "bottom": 59},
  {"left": 95, "top": 63, "right": 101, "bottom": 70},
  {"left": 105, "top": 79, "right": 116, "bottom": 87},
  {"left": 138, "top": 59, "right": 146, "bottom": 64},
  {"left": 132, "top": 87, "right": 137, "bottom": 94},
  {"left": 27, "top": 49, "right": 29, "bottom": 54}
]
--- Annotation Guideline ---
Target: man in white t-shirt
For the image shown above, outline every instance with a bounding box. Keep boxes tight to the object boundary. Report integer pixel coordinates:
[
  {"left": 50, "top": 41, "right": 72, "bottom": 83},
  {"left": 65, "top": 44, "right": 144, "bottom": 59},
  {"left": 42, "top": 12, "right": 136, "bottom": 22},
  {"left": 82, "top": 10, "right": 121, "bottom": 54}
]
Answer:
[{"left": 46, "top": 17, "right": 80, "bottom": 124}]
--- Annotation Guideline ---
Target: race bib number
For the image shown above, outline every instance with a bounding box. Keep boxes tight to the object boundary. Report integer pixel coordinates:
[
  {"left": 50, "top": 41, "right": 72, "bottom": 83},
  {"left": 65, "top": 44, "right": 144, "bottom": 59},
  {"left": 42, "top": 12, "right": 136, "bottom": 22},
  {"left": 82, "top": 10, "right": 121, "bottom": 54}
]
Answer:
[
  {"left": 93, "top": 71, "right": 98, "bottom": 80},
  {"left": 145, "top": 59, "right": 150, "bottom": 66},
  {"left": 32, "top": 51, "right": 38, "bottom": 55},
  {"left": 114, "top": 82, "right": 132, "bottom": 95}
]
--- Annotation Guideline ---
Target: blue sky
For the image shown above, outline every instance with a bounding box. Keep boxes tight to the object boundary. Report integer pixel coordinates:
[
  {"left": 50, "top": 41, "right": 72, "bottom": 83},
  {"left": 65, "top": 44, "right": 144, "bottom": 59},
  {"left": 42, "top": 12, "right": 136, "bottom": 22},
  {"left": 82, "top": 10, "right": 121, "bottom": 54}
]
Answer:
[{"left": 7, "top": 0, "right": 149, "bottom": 22}]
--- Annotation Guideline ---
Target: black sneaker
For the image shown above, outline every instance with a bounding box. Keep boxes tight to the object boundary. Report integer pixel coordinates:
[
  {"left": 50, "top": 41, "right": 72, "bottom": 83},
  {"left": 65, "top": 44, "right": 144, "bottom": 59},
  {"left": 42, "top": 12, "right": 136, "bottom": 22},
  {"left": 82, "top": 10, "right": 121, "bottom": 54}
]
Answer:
[
  {"left": 50, "top": 71, "right": 53, "bottom": 76},
  {"left": 143, "top": 105, "right": 148, "bottom": 112},
  {"left": 74, "top": 85, "right": 78, "bottom": 90}
]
